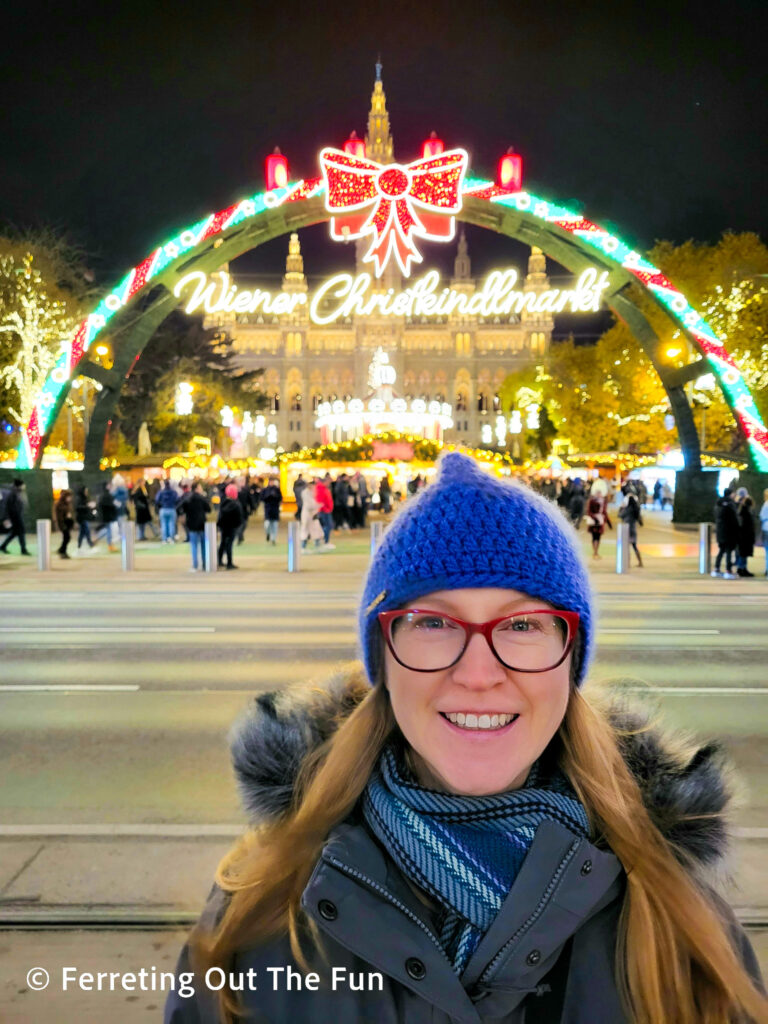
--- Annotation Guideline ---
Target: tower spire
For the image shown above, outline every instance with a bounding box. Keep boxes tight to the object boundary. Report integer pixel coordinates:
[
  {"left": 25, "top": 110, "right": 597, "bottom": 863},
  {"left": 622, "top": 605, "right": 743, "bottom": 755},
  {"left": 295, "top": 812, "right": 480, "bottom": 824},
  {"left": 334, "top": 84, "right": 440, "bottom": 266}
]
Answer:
[
  {"left": 366, "top": 60, "right": 394, "bottom": 164},
  {"left": 282, "top": 233, "right": 307, "bottom": 294}
]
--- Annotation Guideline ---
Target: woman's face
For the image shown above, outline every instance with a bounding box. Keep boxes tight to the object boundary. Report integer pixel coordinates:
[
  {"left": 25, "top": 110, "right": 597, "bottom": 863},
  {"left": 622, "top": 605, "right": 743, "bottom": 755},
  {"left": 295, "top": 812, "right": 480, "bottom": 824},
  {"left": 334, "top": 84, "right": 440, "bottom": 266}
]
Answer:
[{"left": 384, "top": 588, "right": 573, "bottom": 796}]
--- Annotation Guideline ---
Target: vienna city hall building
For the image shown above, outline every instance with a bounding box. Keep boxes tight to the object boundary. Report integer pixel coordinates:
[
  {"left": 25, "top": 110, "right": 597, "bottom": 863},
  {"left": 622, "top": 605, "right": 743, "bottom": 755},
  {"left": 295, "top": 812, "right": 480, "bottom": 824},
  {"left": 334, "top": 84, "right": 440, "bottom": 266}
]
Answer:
[{"left": 198, "top": 72, "right": 556, "bottom": 454}]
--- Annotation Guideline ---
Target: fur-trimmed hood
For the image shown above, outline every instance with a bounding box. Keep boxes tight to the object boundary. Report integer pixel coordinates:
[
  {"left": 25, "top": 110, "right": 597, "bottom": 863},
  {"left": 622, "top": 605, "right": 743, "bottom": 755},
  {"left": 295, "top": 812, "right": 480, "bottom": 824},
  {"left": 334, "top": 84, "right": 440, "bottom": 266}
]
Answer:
[{"left": 229, "top": 664, "right": 733, "bottom": 881}]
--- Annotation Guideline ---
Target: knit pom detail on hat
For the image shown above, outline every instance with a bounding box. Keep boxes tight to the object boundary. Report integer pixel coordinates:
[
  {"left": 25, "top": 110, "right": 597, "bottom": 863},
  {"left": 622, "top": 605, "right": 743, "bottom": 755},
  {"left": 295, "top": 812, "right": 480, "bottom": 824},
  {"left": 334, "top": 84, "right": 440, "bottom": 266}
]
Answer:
[{"left": 359, "top": 451, "right": 595, "bottom": 687}]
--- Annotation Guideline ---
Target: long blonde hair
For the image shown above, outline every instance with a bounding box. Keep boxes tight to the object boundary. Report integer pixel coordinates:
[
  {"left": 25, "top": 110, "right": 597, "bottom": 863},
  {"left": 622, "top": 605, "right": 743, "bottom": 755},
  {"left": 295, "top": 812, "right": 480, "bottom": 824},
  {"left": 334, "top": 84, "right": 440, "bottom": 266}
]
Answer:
[{"left": 194, "top": 674, "right": 767, "bottom": 1024}]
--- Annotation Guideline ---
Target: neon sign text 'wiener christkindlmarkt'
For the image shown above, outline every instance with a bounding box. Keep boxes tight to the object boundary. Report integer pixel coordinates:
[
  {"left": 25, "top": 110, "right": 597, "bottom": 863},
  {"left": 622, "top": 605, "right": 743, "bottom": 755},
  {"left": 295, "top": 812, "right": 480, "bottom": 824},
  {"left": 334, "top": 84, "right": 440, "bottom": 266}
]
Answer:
[{"left": 173, "top": 268, "right": 611, "bottom": 325}]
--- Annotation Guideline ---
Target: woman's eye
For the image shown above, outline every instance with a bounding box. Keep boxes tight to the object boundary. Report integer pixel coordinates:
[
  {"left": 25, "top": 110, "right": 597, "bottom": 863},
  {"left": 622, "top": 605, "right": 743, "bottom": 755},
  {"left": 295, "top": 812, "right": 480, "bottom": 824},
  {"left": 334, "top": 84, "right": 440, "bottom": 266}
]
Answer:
[{"left": 413, "top": 616, "right": 448, "bottom": 630}]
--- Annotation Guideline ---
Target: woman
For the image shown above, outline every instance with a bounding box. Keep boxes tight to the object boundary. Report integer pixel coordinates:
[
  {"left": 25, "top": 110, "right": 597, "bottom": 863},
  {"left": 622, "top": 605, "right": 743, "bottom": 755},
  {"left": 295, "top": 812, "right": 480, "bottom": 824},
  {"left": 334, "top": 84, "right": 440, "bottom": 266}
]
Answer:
[
  {"left": 96, "top": 482, "right": 119, "bottom": 551},
  {"left": 761, "top": 488, "right": 768, "bottom": 577},
  {"left": 260, "top": 475, "right": 283, "bottom": 545},
  {"left": 131, "top": 479, "right": 157, "bottom": 540},
  {"left": 315, "top": 475, "right": 335, "bottom": 549},
  {"left": 74, "top": 485, "right": 95, "bottom": 551},
  {"left": 54, "top": 489, "right": 74, "bottom": 559},
  {"left": 299, "top": 478, "right": 323, "bottom": 552},
  {"left": 736, "top": 493, "right": 755, "bottom": 578},
  {"left": 585, "top": 478, "right": 611, "bottom": 560},
  {"left": 618, "top": 483, "right": 643, "bottom": 567},
  {"left": 165, "top": 454, "right": 766, "bottom": 1024},
  {"left": 217, "top": 483, "right": 243, "bottom": 571}
]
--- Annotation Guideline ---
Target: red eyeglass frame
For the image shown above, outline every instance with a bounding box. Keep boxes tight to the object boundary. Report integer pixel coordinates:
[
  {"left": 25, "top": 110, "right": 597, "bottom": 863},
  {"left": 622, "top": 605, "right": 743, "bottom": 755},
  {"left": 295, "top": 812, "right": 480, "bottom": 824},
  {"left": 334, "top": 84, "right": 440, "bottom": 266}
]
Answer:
[{"left": 377, "top": 608, "right": 581, "bottom": 673}]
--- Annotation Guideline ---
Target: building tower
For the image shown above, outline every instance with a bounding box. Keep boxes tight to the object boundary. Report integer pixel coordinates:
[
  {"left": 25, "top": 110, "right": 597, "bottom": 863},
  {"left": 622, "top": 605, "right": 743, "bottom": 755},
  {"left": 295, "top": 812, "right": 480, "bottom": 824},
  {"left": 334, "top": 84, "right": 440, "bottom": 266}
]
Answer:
[
  {"left": 365, "top": 59, "right": 394, "bottom": 164},
  {"left": 452, "top": 230, "right": 472, "bottom": 282},
  {"left": 282, "top": 233, "right": 307, "bottom": 295},
  {"left": 523, "top": 246, "right": 553, "bottom": 356}
]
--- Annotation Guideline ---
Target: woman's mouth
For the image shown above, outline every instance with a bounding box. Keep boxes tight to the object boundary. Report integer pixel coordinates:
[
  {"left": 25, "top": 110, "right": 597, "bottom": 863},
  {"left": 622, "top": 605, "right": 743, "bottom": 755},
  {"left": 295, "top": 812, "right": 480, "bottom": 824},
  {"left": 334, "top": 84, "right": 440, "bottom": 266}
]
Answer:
[{"left": 439, "top": 712, "right": 519, "bottom": 731}]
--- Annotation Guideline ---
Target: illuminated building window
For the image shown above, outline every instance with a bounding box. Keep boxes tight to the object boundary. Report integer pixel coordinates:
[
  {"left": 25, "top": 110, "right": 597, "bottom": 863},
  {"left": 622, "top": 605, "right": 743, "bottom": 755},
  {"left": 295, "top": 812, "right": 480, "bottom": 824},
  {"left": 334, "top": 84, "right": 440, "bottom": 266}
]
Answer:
[
  {"left": 270, "top": 393, "right": 280, "bottom": 413},
  {"left": 456, "top": 392, "right": 468, "bottom": 412},
  {"left": 290, "top": 393, "right": 303, "bottom": 412}
]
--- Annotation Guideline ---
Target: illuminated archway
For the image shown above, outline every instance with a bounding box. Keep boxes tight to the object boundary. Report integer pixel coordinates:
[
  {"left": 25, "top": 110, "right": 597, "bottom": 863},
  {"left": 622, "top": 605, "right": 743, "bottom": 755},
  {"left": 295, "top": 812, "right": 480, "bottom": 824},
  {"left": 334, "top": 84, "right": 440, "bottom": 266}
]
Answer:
[{"left": 14, "top": 174, "right": 768, "bottom": 473}]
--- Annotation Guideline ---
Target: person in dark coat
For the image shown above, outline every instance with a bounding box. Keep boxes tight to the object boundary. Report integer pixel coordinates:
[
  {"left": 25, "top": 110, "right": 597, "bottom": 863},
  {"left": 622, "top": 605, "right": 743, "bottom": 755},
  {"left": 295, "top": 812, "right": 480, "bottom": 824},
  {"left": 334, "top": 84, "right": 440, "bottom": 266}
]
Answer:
[
  {"left": 53, "top": 489, "right": 74, "bottom": 559},
  {"left": 713, "top": 487, "right": 739, "bottom": 578},
  {"left": 0, "top": 478, "right": 30, "bottom": 555},
  {"left": 334, "top": 472, "right": 351, "bottom": 529},
  {"left": 618, "top": 483, "right": 643, "bottom": 567},
  {"left": 260, "top": 475, "right": 282, "bottom": 544},
  {"left": 585, "top": 490, "right": 612, "bottom": 559},
  {"left": 165, "top": 454, "right": 765, "bottom": 1024},
  {"left": 235, "top": 479, "right": 251, "bottom": 544},
  {"left": 736, "top": 494, "right": 756, "bottom": 577},
  {"left": 217, "top": 483, "right": 243, "bottom": 570},
  {"left": 293, "top": 473, "right": 307, "bottom": 521},
  {"left": 178, "top": 481, "right": 211, "bottom": 571},
  {"left": 96, "top": 483, "right": 119, "bottom": 551},
  {"left": 74, "top": 485, "right": 95, "bottom": 551},
  {"left": 131, "top": 479, "right": 157, "bottom": 540}
]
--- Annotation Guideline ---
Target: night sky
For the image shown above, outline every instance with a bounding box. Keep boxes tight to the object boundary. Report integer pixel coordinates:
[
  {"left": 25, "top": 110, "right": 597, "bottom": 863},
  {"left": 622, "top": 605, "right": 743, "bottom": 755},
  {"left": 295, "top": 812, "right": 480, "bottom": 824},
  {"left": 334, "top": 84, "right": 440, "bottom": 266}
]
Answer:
[{"left": 3, "top": 0, "right": 766, "bottom": 299}]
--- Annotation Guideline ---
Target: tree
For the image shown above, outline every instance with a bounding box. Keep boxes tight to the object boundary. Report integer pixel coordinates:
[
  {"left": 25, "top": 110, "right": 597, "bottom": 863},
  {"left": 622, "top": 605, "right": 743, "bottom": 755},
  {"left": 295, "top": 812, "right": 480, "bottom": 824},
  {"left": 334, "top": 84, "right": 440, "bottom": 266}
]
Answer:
[
  {"left": 114, "top": 311, "right": 267, "bottom": 453},
  {"left": 0, "top": 232, "right": 92, "bottom": 433}
]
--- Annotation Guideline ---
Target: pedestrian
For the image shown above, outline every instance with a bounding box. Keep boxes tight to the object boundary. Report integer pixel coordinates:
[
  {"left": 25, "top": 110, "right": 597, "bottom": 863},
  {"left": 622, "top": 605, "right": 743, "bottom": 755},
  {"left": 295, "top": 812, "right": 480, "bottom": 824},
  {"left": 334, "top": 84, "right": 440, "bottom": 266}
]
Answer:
[
  {"left": 334, "top": 472, "right": 351, "bottom": 529},
  {"left": 299, "top": 478, "right": 324, "bottom": 552},
  {"left": 165, "top": 452, "right": 766, "bottom": 1024},
  {"left": 585, "top": 487, "right": 612, "bottom": 559},
  {"left": 712, "top": 487, "right": 739, "bottom": 579},
  {"left": 761, "top": 488, "right": 768, "bottom": 577},
  {"left": 736, "top": 494, "right": 755, "bottom": 578},
  {"left": 236, "top": 478, "right": 251, "bottom": 545},
  {"left": 131, "top": 479, "right": 157, "bottom": 540},
  {"left": 652, "top": 479, "right": 662, "bottom": 509},
  {"left": 293, "top": 473, "right": 307, "bottom": 521},
  {"left": 53, "top": 489, "right": 74, "bottom": 559},
  {"left": 178, "top": 481, "right": 211, "bottom": 572},
  {"left": 661, "top": 481, "right": 673, "bottom": 510},
  {"left": 96, "top": 482, "right": 119, "bottom": 551},
  {"left": 156, "top": 479, "right": 179, "bottom": 543},
  {"left": 0, "top": 478, "right": 30, "bottom": 555},
  {"left": 618, "top": 483, "right": 643, "bottom": 567},
  {"left": 355, "top": 471, "right": 370, "bottom": 528},
  {"left": 261, "top": 475, "right": 282, "bottom": 545},
  {"left": 567, "top": 478, "right": 585, "bottom": 529},
  {"left": 379, "top": 473, "right": 392, "bottom": 514},
  {"left": 217, "top": 483, "right": 243, "bottom": 570},
  {"left": 315, "top": 475, "right": 335, "bottom": 549},
  {"left": 178, "top": 482, "right": 192, "bottom": 542},
  {"left": 111, "top": 473, "right": 130, "bottom": 520},
  {"left": 74, "top": 485, "right": 96, "bottom": 552}
]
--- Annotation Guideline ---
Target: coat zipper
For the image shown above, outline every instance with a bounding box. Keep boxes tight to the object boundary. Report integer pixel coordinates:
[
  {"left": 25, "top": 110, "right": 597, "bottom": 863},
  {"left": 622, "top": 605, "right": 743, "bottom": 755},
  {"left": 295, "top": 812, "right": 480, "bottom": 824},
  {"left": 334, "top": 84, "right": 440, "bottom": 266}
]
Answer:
[
  {"left": 323, "top": 853, "right": 452, "bottom": 963},
  {"left": 477, "top": 839, "right": 580, "bottom": 986}
]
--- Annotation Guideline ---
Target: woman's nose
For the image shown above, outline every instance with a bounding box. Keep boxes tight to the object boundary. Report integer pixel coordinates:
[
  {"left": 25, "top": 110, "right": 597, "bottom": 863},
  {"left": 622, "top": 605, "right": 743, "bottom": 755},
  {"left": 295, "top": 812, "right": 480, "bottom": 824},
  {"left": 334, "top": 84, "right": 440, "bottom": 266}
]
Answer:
[{"left": 451, "top": 632, "right": 508, "bottom": 688}]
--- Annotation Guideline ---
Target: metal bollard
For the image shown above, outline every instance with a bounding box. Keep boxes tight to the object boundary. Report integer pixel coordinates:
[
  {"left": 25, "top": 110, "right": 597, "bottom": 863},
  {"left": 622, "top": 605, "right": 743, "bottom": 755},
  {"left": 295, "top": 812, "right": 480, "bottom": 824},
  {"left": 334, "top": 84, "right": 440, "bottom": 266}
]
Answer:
[
  {"left": 698, "top": 523, "right": 713, "bottom": 575},
  {"left": 370, "top": 521, "right": 385, "bottom": 558},
  {"left": 615, "top": 522, "right": 631, "bottom": 574},
  {"left": 36, "top": 519, "right": 51, "bottom": 571},
  {"left": 204, "top": 521, "right": 217, "bottom": 572},
  {"left": 287, "top": 521, "right": 301, "bottom": 572},
  {"left": 120, "top": 519, "right": 135, "bottom": 571}
]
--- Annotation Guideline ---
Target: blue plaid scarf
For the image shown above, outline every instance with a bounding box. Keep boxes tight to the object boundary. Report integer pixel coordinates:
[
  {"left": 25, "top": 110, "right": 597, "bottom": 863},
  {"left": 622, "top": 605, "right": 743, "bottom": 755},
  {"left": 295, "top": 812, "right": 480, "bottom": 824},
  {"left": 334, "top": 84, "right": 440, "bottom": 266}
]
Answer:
[{"left": 362, "top": 746, "right": 590, "bottom": 974}]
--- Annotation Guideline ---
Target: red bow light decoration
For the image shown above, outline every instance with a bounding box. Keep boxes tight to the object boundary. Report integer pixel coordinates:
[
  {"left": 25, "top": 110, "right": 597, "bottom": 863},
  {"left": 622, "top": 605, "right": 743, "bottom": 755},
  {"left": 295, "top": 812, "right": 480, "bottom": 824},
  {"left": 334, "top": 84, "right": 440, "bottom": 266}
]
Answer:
[{"left": 320, "top": 147, "right": 469, "bottom": 277}]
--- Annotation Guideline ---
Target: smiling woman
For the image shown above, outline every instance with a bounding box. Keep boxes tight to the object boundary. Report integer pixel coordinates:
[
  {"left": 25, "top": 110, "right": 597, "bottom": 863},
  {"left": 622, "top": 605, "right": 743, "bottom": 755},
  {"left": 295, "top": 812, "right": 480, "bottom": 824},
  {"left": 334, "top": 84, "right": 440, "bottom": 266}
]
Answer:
[{"left": 165, "top": 453, "right": 768, "bottom": 1024}]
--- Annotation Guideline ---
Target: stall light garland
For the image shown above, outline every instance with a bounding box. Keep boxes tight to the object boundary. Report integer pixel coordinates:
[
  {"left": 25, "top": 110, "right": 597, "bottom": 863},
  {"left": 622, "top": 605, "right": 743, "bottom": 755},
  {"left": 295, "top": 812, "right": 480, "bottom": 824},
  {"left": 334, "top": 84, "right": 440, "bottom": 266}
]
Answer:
[{"left": 15, "top": 168, "right": 768, "bottom": 471}]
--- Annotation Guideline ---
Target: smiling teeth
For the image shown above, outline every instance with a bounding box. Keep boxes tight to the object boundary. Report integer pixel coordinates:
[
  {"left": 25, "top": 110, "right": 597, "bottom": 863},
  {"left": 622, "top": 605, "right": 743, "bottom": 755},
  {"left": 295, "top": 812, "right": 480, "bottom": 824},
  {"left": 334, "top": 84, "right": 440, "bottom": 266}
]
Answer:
[{"left": 444, "top": 712, "right": 518, "bottom": 729}]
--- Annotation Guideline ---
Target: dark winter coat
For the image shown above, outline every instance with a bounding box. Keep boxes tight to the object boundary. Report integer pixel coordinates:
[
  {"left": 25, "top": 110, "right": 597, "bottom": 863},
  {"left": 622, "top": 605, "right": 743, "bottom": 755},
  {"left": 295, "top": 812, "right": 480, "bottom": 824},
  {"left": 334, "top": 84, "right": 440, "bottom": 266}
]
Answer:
[
  {"left": 738, "top": 502, "right": 756, "bottom": 558},
  {"left": 261, "top": 484, "right": 282, "bottom": 521},
  {"left": 2, "top": 487, "right": 25, "bottom": 528},
  {"left": 97, "top": 489, "right": 118, "bottom": 524},
  {"left": 131, "top": 486, "right": 153, "bottom": 525},
  {"left": 156, "top": 484, "right": 180, "bottom": 510},
  {"left": 238, "top": 487, "right": 252, "bottom": 519},
  {"left": 217, "top": 498, "right": 243, "bottom": 534},
  {"left": 164, "top": 670, "right": 761, "bottom": 1024},
  {"left": 179, "top": 492, "right": 211, "bottom": 533},
  {"left": 75, "top": 490, "right": 93, "bottom": 525},
  {"left": 715, "top": 495, "right": 740, "bottom": 548}
]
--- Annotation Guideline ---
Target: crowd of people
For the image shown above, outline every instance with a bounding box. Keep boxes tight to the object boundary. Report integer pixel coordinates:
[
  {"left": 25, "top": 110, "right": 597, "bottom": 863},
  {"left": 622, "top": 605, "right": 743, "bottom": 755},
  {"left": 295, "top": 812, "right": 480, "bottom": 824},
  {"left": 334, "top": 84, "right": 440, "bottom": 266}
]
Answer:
[{"left": 4, "top": 469, "right": 768, "bottom": 578}]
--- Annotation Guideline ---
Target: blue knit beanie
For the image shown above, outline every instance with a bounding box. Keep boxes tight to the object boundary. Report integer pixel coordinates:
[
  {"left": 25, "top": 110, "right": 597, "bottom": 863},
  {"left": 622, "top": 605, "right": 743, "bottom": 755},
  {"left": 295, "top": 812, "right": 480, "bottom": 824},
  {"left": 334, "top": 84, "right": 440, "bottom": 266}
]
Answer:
[{"left": 359, "top": 452, "right": 594, "bottom": 687}]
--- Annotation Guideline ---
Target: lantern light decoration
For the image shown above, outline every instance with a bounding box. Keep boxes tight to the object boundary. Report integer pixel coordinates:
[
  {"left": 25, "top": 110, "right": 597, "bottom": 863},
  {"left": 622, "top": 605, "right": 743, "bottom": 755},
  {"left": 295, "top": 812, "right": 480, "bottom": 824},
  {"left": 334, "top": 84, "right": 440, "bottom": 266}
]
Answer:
[
  {"left": 344, "top": 131, "right": 366, "bottom": 159},
  {"left": 497, "top": 147, "right": 523, "bottom": 191},
  {"left": 422, "top": 130, "right": 444, "bottom": 158},
  {"left": 265, "top": 147, "right": 288, "bottom": 190}
]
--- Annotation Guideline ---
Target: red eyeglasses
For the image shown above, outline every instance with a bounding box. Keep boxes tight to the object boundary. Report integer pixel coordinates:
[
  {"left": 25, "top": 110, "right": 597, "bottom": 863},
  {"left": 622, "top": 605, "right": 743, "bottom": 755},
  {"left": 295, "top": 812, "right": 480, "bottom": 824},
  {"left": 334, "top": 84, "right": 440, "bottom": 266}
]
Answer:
[{"left": 378, "top": 608, "right": 580, "bottom": 673}]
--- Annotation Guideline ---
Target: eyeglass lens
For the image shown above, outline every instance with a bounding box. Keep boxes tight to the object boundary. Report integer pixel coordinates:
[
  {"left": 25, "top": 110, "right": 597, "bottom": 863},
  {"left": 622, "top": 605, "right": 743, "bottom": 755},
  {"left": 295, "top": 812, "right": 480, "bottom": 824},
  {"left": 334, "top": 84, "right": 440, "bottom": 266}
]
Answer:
[{"left": 389, "top": 612, "right": 569, "bottom": 671}]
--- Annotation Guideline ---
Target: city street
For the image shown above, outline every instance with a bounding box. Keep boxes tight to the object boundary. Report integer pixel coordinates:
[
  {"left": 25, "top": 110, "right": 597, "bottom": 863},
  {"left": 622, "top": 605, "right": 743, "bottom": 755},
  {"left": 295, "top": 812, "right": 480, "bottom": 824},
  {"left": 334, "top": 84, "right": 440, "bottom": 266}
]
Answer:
[{"left": 1, "top": 509, "right": 767, "bottom": 1021}]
